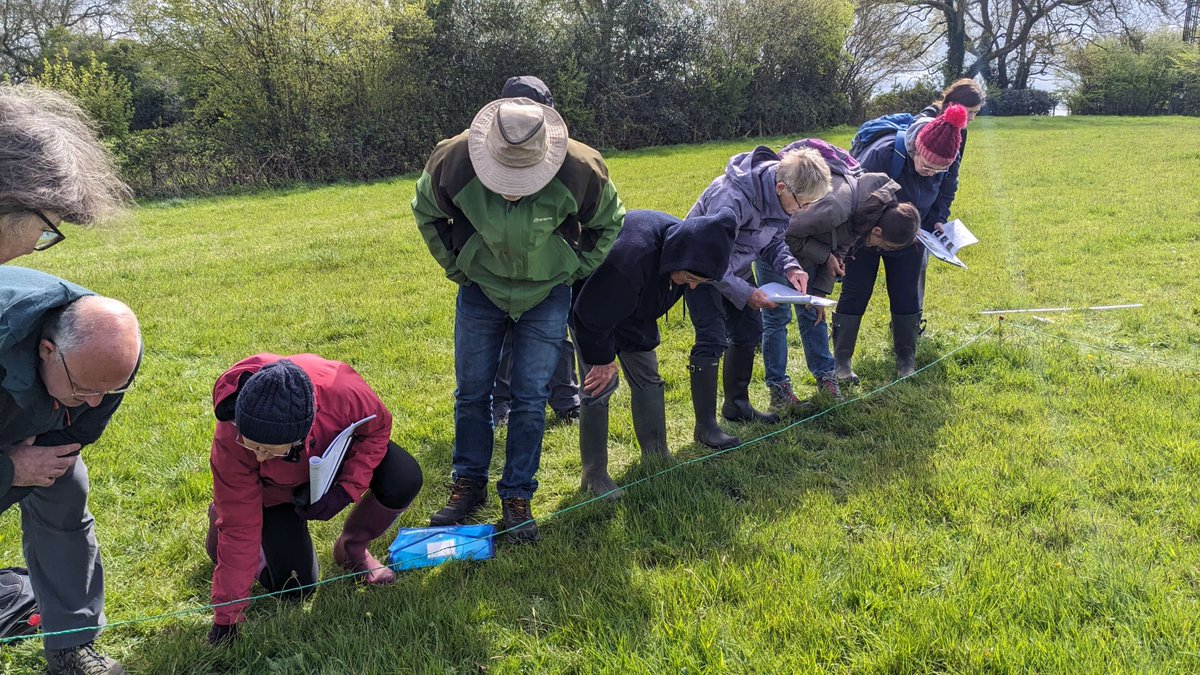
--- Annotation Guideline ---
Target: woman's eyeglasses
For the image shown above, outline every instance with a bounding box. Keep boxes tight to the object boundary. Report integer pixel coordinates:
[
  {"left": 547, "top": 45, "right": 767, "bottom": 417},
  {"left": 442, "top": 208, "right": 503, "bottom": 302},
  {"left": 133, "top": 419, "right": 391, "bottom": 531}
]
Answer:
[
  {"left": 32, "top": 211, "right": 66, "bottom": 251},
  {"left": 1, "top": 207, "right": 67, "bottom": 251}
]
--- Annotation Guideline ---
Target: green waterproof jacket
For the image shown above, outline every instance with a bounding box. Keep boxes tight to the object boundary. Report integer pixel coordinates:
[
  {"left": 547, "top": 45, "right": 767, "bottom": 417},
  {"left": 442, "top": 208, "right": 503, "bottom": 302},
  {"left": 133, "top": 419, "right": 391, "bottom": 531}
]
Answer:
[{"left": 412, "top": 131, "right": 625, "bottom": 319}]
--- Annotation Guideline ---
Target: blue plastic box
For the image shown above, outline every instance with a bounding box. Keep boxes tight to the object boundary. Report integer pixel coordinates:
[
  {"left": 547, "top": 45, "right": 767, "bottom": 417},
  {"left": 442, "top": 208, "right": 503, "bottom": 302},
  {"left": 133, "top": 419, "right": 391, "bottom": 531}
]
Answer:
[{"left": 388, "top": 524, "right": 496, "bottom": 571}]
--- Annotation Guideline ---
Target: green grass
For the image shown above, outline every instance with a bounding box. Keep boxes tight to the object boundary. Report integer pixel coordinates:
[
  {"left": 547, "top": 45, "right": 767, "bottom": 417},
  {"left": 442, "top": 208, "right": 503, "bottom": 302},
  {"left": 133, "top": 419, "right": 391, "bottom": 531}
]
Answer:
[{"left": 3, "top": 115, "right": 1200, "bottom": 673}]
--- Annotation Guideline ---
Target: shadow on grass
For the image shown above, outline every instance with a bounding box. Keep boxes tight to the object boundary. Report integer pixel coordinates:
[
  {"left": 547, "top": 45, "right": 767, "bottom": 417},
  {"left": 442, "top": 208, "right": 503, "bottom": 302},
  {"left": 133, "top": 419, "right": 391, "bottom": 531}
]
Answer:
[{"left": 119, "top": 340, "right": 959, "bottom": 673}]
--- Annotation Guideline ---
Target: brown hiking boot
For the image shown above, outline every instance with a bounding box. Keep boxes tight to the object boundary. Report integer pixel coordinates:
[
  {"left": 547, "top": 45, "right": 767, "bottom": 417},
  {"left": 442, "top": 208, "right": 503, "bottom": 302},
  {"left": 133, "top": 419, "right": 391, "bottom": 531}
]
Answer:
[
  {"left": 429, "top": 476, "right": 487, "bottom": 526},
  {"left": 500, "top": 497, "right": 540, "bottom": 543},
  {"left": 817, "top": 374, "right": 844, "bottom": 402},
  {"left": 768, "top": 381, "right": 816, "bottom": 414}
]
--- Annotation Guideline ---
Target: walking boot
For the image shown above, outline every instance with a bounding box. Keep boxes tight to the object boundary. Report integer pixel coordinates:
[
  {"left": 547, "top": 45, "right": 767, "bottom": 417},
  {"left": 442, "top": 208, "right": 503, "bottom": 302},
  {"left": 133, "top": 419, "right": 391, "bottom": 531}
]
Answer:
[
  {"left": 832, "top": 313, "right": 862, "bottom": 385},
  {"left": 334, "top": 492, "right": 405, "bottom": 584},
  {"left": 688, "top": 356, "right": 740, "bottom": 450},
  {"left": 721, "top": 344, "right": 779, "bottom": 424},
  {"left": 767, "top": 380, "right": 815, "bottom": 415},
  {"left": 46, "top": 643, "right": 125, "bottom": 675},
  {"left": 500, "top": 497, "right": 540, "bottom": 544},
  {"left": 630, "top": 380, "right": 670, "bottom": 461},
  {"left": 892, "top": 312, "right": 921, "bottom": 378},
  {"left": 579, "top": 399, "right": 622, "bottom": 499},
  {"left": 429, "top": 476, "right": 487, "bottom": 526},
  {"left": 815, "top": 373, "right": 844, "bottom": 402}
]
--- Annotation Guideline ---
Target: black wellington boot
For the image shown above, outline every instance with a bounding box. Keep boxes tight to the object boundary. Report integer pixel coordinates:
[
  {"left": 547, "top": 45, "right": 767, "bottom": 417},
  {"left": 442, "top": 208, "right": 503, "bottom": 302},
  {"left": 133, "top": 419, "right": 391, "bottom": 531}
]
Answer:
[
  {"left": 720, "top": 345, "right": 779, "bottom": 424},
  {"left": 688, "top": 356, "right": 740, "bottom": 450}
]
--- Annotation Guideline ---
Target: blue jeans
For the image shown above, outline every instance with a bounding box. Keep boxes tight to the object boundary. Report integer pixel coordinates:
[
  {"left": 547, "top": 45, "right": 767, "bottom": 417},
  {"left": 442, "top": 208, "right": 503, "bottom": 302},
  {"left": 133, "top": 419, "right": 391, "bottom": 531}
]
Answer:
[
  {"left": 755, "top": 262, "right": 835, "bottom": 386},
  {"left": 452, "top": 283, "right": 571, "bottom": 499}
]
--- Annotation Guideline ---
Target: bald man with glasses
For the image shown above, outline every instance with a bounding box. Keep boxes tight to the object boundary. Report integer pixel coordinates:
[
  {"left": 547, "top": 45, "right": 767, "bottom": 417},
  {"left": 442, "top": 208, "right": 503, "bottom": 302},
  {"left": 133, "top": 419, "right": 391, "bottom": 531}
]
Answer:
[{"left": 0, "top": 266, "right": 139, "bottom": 675}]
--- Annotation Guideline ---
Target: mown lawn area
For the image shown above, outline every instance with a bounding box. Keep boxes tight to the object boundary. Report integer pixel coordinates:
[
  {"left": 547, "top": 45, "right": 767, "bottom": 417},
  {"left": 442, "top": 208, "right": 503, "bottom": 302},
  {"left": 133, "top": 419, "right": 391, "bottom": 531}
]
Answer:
[{"left": 2, "top": 115, "right": 1199, "bottom": 673}]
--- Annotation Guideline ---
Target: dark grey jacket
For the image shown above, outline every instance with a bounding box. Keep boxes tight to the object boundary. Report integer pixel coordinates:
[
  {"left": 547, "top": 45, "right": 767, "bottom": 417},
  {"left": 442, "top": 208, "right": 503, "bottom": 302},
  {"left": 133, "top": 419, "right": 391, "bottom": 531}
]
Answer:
[{"left": 785, "top": 173, "right": 902, "bottom": 296}]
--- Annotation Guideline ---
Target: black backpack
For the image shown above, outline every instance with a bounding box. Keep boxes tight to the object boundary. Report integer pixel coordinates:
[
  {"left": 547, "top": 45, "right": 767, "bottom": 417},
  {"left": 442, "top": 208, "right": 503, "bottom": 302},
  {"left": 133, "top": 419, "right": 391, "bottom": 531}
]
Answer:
[{"left": 0, "top": 567, "right": 39, "bottom": 638}]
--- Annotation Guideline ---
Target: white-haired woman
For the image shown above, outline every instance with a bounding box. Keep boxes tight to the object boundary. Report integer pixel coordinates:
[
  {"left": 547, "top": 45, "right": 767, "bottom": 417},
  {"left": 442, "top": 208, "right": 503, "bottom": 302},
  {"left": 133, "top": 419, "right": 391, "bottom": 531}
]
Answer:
[{"left": 0, "top": 84, "right": 130, "bottom": 264}]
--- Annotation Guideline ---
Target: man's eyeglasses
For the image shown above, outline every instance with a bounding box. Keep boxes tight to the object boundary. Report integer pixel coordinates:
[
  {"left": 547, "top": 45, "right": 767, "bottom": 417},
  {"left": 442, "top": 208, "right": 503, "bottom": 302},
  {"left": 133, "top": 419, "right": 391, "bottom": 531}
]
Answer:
[
  {"left": 33, "top": 211, "right": 66, "bottom": 251},
  {"left": 58, "top": 347, "right": 133, "bottom": 399}
]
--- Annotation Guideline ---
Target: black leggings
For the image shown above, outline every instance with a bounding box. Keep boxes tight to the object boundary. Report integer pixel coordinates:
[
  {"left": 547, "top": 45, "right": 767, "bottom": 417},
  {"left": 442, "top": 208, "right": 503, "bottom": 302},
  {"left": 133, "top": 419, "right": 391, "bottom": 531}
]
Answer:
[{"left": 258, "top": 441, "right": 422, "bottom": 599}]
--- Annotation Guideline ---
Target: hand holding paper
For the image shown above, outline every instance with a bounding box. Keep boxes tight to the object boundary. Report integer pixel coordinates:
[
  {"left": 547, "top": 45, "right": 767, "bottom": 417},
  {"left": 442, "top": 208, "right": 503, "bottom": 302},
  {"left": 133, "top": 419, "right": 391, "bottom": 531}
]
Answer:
[
  {"left": 916, "top": 219, "right": 979, "bottom": 269},
  {"left": 758, "top": 282, "right": 837, "bottom": 307}
]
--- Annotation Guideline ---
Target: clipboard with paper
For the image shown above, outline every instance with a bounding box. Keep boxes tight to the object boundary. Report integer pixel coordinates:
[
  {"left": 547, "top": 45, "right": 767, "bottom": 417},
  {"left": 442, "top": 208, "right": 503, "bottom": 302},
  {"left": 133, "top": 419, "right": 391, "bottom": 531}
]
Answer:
[
  {"left": 758, "top": 282, "right": 838, "bottom": 307},
  {"left": 309, "top": 415, "right": 376, "bottom": 503}
]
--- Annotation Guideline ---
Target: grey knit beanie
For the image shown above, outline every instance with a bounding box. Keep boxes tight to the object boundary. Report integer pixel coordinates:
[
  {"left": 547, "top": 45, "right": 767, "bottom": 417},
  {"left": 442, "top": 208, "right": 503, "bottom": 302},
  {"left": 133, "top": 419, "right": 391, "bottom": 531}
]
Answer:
[{"left": 234, "top": 360, "right": 315, "bottom": 445}]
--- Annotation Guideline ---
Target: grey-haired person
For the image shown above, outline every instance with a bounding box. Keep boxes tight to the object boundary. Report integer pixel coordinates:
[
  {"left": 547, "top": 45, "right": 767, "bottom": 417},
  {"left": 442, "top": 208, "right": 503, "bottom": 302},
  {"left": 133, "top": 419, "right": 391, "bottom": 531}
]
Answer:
[
  {"left": 0, "top": 84, "right": 131, "bottom": 265},
  {"left": 0, "top": 267, "right": 140, "bottom": 675}
]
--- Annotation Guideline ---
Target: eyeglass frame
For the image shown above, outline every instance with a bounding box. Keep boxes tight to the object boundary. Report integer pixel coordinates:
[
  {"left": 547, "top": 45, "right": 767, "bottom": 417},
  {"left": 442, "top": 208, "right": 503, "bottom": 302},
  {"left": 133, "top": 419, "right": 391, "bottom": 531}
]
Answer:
[
  {"left": 0, "top": 207, "right": 66, "bottom": 251},
  {"left": 673, "top": 271, "right": 714, "bottom": 287},
  {"left": 55, "top": 343, "right": 134, "bottom": 399},
  {"left": 234, "top": 433, "right": 304, "bottom": 462}
]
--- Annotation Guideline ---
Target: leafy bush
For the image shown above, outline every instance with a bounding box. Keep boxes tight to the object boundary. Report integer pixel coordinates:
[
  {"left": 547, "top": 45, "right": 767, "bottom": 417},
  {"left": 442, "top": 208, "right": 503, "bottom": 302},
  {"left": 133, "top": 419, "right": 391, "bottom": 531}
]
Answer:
[
  {"left": 1066, "top": 32, "right": 1198, "bottom": 116},
  {"left": 34, "top": 50, "right": 133, "bottom": 140},
  {"left": 863, "top": 80, "right": 941, "bottom": 120},
  {"left": 31, "top": 0, "right": 857, "bottom": 197},
  {"left": 983, "top": 88, "right": 1058, "bottom": 116}
]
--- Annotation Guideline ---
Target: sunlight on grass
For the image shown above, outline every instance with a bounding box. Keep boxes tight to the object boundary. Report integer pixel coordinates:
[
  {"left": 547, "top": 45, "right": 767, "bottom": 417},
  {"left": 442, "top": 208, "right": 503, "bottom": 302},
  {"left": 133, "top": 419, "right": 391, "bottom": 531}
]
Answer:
[{"left": 1, "top": 116, "right": 1198, "bottom": 673}]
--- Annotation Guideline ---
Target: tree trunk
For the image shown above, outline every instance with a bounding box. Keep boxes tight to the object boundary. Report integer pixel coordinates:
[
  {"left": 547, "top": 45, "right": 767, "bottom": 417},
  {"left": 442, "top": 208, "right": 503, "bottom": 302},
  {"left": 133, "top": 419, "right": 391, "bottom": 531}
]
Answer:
[{"left": 942, "top": 0, "right": 967, "bottom": 85}]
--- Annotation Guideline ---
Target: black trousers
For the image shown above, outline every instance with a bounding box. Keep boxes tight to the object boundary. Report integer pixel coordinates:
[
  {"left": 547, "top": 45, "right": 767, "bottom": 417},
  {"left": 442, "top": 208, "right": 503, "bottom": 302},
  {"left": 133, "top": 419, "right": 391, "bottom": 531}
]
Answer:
[
  {"left": 257, "top": 441, "right": 422, "bottom": 598},
  {"left": 685, "top": 270, "right": 763, "bottom": 358},
  {"left": 836, "top": 243, "right": 923, "bottom": 316}
]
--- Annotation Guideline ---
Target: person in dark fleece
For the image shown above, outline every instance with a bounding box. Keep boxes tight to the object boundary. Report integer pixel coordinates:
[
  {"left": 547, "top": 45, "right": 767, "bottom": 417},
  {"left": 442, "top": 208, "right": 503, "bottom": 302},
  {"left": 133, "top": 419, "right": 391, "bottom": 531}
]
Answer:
[
  {"left": 841, "top": 104, "right": 968, "bottom": 379},
  {"left": 571, "top": 209, "right": 737, "bottom": 497}
]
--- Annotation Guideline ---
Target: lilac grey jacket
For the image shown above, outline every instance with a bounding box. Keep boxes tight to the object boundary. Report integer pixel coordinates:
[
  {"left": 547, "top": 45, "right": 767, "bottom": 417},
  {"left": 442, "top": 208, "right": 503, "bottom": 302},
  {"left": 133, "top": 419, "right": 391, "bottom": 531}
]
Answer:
[{"left": 687, "top": 146, "right": 801, "bottom": 310}]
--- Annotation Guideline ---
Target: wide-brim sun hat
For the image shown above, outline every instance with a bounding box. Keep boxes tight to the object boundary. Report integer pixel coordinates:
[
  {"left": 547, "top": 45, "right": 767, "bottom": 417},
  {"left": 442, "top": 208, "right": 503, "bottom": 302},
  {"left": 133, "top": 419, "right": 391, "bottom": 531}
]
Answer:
[{"left": 468, "top": 97, "right": 569, "bottom": 198}]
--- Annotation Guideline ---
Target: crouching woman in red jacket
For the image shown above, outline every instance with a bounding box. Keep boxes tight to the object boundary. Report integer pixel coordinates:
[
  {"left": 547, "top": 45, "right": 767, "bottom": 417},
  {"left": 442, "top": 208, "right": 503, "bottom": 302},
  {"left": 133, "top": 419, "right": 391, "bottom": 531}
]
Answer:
[{"left": 204, "top": 354, "right": 422, "bottom": 644}]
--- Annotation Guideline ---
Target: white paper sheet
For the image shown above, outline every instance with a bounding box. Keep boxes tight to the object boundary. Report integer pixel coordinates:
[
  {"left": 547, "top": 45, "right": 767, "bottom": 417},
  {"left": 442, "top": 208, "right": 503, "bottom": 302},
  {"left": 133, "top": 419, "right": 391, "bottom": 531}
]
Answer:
[
  {"left": 309, "top": 415, "right": 376, "bottom": 503},
  {"left": 759, "top": 282, "right": 838, "bottom": 307},
  {"left": 915, "top": 219, "right": 979, "bottom": 269}
]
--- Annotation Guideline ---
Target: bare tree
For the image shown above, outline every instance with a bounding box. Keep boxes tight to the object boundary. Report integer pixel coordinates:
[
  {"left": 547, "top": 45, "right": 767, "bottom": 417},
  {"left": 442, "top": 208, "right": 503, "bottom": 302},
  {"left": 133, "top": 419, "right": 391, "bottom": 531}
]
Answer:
[
  {"left": 875, "top": 0, "right": 1172, "bottom": 86},
  {"left": 1, "top": 0, "right": 129, "bottom": 80},
  {"left": 841, "top": 0, "right": 944, "bottom": 114}
]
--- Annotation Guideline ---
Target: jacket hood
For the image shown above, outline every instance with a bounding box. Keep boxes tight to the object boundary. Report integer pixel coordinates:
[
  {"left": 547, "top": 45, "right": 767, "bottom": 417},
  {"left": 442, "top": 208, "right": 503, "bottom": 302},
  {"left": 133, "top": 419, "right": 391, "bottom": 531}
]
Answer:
[
  {"left": 722, "top": 146, "right": 781, "bottom": 211},
  {"left": 0, "top": 267, "right": 92, "bottom": 354},
  {"left": 853, "top": 173, "right": 903, "bottom": 231},
  {"left": 660, "top": 208, "right": 738, "bottom": 281}
]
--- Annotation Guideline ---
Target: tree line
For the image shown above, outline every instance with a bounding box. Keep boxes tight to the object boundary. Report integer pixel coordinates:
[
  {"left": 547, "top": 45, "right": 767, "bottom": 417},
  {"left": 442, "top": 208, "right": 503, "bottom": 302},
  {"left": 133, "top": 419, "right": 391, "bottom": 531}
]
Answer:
[{"left": 2, "top": 0, "right": 1194, "bottom": 198}]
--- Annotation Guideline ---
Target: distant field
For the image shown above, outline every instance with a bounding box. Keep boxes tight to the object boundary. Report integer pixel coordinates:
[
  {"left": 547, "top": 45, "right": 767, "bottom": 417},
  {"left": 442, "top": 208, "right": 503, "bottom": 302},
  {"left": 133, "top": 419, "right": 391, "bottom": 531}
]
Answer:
[{"left": 3, "top": 115, "right": 1199, "bottom": 673}]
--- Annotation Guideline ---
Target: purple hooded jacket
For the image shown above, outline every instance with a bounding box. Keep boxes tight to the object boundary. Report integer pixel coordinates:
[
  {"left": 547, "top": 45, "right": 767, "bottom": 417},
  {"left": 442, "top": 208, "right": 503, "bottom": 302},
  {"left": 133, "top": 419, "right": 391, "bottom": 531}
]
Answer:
[{"left": 687, "top": 146, "right": 801, "bottom": 310}]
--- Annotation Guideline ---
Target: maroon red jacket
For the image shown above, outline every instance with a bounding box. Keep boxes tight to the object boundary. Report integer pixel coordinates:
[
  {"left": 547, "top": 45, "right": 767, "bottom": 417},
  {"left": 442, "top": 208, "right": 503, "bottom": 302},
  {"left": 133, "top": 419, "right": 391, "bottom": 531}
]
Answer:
[{"left": 209, "top": 353, "right": 392, "bottom": 625}]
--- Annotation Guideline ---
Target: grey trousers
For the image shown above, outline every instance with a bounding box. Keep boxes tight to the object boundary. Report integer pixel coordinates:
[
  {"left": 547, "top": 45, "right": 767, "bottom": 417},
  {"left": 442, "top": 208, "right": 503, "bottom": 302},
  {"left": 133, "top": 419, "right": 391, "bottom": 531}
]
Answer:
[
  {"left": 579, "top": 350, "right": 664, "bottom": 407},
  {"left": 494, "top": 331, "right": 580, "bottom": 415},
  {"left": 0, "top": 457, "right": 104, "bottom": 650}
]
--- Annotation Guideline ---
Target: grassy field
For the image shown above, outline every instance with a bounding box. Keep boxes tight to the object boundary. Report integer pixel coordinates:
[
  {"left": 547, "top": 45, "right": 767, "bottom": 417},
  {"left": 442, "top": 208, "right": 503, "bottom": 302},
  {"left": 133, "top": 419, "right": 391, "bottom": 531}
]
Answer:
[{"left": 2, "top": 115, "right": 1199, "bottom": 673}]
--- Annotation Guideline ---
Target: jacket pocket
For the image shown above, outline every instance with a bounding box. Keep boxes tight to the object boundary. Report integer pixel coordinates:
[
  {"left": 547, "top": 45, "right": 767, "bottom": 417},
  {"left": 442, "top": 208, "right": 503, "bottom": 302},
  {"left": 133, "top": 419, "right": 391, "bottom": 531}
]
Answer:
[
  {"left": 523, "top": 234, "right": 578, "bottom": 282},
  {"left": 455, "top": 231, "right": 484, "bottom": 276}
]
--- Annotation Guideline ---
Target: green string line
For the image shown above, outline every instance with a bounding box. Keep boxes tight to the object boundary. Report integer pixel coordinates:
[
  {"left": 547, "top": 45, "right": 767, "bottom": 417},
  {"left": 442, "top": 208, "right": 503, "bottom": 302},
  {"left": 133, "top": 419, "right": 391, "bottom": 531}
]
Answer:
[
  {"left": 1, "top": 324, "right": 998, "bottom": 646},
  {"left": 1004, "top": 321, "right": 1200, "bottom": 372}
]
